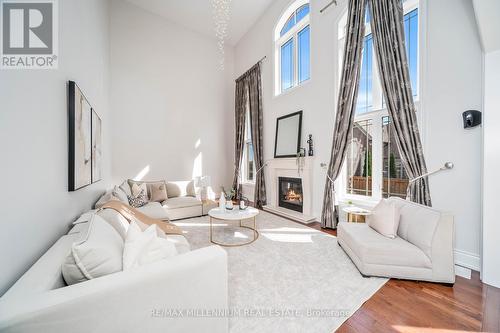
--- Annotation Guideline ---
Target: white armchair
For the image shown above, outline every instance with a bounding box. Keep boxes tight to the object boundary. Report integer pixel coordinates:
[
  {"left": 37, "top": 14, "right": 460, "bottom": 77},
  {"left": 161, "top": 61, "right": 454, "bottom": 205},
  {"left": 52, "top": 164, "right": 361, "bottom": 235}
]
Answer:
[{"left": 338, "top": 197, "right": 455, "bottom": 284}]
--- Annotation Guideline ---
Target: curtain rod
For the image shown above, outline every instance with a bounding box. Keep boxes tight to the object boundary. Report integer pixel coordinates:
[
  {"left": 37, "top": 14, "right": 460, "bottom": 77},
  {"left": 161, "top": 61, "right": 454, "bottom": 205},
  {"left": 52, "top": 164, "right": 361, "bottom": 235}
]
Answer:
[
  {"left": 320, "top": 0, "right": 337, "bottom": 13},
  {"left": 235, "top": 56, "right": 267, "bottom": 82}
]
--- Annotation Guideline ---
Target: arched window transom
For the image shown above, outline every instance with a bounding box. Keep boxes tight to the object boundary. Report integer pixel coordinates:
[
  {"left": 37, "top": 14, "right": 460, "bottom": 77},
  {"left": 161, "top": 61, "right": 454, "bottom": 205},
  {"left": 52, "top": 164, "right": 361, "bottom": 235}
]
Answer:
[{"left": 275, "top": 0, "right": 311, "bottom": 95}]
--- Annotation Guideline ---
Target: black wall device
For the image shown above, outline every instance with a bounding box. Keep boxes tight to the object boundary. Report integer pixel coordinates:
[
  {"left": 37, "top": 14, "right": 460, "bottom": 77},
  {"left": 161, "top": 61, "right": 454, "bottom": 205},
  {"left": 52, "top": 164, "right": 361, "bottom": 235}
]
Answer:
[{"left": 462, "top": 110, "right": 481, "bottom": 129}]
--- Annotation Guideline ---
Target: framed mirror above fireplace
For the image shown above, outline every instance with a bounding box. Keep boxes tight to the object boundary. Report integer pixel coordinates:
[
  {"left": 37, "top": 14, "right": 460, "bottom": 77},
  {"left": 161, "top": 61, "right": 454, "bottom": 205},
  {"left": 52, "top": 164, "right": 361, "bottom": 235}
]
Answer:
[{"left": 274, "top": 111, "right": 302, "bottom": 158}]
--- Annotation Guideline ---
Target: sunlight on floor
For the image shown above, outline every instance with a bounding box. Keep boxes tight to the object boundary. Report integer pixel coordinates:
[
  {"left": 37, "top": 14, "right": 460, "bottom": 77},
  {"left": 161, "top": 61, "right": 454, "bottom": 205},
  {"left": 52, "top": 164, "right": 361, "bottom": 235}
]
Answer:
[
  {"left": 233, "top": 231, "right": 249, "bottom": 239},
  {"left": 392, "top": 326, "right": 476, "bottom": 333},
  {"left": 261, "top": 232, "right": 314, "bottom": 243},
  {"left": 174, "top": 222, "right": 228, "bottom": 227},
  {"left": 259, "top": 227, "right": 322, "bottom": 234}
]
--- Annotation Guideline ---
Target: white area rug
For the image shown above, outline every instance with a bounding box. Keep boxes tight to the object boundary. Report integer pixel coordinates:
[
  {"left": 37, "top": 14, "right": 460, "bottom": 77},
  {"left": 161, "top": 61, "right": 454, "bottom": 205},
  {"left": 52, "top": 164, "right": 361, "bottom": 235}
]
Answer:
[{"left": 174, "top": 211, "right": 387, "bottom": 333}]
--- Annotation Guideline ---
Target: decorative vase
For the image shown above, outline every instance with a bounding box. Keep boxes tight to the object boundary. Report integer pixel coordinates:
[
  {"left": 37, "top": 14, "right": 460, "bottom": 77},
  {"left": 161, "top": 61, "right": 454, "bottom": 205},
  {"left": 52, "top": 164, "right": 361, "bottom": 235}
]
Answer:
[
  {"left": 225, "top": 200, "right": 233, "bottom": 210},
  {"left": 219, "top": 193, "right": 226, "bottom": 211}
]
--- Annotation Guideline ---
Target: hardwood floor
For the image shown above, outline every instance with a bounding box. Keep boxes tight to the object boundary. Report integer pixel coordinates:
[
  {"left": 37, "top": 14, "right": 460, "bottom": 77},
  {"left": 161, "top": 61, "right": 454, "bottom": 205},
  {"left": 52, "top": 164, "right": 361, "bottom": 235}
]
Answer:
[{"left": 304, "top": 222, "right": 500, "bottom": 333}]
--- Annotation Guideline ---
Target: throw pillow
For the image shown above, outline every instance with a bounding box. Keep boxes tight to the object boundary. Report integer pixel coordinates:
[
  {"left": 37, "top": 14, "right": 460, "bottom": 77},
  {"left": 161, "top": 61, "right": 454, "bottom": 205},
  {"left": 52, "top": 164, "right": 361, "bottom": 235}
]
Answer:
[
  {"left": 122, "top": 222, "right": 177, "bottom": 270},
  {"left": 97, "top": 208, "right": 130, "bottom": 239},
  {"left": 112, "top": 185, "right": 129, "bottom": 203},
  {"left": 130, "top": 182, "right": 148, "bottom": 198},
  {"left": 148, "top": 182, "right": 168, "bottom": 202},
  {"left": 73, "top": 211, "right": 95, "bottom": 225},
  {"left": 166, "top": 182, "right": 181, "bottom": 198},
  {"left": 186, "top": 180, "right": 196, "bottom": 197},
  {"left": 367, "top": 199, "right": 401, "bottom": 239},
  {"left": 119, "top": 180, "right": 132, "bottom": 197},
  {"left": 133, "top": 219, "right": 167, "bottom": 239},
  {"left": 95, "top": 190, "right": 121, "bottom": 209},
  {"left": 127, "top": 189, "right": 148, "bottom": 208},
  {"left": 62, "top": 214, "right": 124, "bottom": 285},
  {"left": 134, "top": 219, "right": 191, "bottom": 254}
]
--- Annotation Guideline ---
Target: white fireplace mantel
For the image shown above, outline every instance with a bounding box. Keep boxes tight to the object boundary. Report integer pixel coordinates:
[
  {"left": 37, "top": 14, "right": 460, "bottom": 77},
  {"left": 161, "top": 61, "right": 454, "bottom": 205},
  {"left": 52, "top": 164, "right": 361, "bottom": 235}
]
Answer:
[{"left": 263, "top": 157, "right": 316, "bottom": 223}]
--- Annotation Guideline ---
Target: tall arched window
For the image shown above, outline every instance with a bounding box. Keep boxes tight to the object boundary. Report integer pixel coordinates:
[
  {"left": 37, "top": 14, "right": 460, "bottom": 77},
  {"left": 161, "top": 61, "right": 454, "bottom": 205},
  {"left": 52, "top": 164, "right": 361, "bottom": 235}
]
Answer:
[{"left": 274, "top": 0, "right": 310, "bottom": 95}]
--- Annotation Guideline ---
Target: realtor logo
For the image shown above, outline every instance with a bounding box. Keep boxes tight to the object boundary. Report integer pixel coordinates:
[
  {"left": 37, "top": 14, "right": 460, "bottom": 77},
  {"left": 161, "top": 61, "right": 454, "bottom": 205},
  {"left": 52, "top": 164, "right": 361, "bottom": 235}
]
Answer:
[{"left": 1, "top": 0, "right": 58, "bottom": 69}]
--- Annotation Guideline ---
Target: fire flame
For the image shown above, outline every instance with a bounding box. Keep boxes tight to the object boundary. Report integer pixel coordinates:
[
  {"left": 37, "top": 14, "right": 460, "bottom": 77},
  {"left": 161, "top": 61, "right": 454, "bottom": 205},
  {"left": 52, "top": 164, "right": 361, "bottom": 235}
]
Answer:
[{"left": 286, "top": 189, "right": 302, "bottom": 201}]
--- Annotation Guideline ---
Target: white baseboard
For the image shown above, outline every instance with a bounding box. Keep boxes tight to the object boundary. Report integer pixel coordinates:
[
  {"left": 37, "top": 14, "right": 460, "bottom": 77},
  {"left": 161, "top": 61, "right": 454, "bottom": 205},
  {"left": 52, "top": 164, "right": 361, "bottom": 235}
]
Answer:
[
  {"left": 455, "top": 265, "right": 472, "bottom": 279},
  {"left": 263, "top": 205, "right": 316, "bottom": 223},
  {"left": 454, "top": 249, "right": 481, "bottom": 272}
]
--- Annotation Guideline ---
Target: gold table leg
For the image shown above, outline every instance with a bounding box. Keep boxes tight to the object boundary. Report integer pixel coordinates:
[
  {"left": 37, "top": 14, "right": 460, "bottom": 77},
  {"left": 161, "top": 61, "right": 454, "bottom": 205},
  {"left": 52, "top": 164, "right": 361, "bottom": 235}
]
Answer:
[{"left": 209, "top": 216, "right": 259, "bottom": 247}]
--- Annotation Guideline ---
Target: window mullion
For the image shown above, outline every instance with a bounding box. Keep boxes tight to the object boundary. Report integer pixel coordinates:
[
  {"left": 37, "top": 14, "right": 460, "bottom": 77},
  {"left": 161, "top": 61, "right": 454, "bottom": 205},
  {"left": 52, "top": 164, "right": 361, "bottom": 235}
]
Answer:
[
  {"left": 277, "top": 44, "right": 282, "bottom": 94},
  {"left": 371, "top": 114, "right": 383, "bottom": 200},
  {"left": 293, "top": 31, "right": 299, "bottom": 87},
  {"left": 372, "top": 45, "right": 383, "bottom": 110}
]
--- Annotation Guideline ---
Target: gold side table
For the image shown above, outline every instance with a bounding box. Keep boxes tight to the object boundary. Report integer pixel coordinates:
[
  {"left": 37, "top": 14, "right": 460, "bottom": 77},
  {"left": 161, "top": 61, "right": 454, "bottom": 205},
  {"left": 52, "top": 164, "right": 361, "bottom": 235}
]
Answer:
[
  {"left": 342, "top": 206, "right": 372, "bottom": 223},
  {"left": 208, "top": 207, "right": 259, "bottom": 247}
]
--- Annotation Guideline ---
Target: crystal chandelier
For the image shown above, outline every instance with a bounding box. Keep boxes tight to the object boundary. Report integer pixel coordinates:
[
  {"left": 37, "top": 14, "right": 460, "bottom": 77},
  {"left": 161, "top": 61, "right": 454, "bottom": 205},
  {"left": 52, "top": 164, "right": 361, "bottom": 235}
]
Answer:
[{"left": 212, "top": 0, "right": 232, "bottom": 70}]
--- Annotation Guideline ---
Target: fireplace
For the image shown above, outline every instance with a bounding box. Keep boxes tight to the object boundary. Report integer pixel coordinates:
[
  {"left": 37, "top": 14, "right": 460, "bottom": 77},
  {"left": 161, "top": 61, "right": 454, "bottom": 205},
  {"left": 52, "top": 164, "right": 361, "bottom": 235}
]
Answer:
[{"left": 278, "top": 177, "right": 303, "bottom": 213}]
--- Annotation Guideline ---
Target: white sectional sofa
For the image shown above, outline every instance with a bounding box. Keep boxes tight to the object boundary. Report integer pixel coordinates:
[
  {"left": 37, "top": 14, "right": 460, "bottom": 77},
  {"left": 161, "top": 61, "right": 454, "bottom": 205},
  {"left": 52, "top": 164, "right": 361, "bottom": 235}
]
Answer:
[
  {"left": 99, "top": 180, "right": 217, "bottom": 221},
  {"left": 338, "top": 197, "right": 455, "bottom": 284},
  {"left": 0, "top": 212, "right": 228, "bottom": 333}
]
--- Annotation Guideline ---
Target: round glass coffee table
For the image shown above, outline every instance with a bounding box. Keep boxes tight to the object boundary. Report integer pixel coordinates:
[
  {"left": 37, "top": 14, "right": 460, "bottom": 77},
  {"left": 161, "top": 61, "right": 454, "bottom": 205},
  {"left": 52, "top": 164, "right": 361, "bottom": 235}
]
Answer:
[{"left": 208, "top": 207, "right": 259, "bottom": 247}]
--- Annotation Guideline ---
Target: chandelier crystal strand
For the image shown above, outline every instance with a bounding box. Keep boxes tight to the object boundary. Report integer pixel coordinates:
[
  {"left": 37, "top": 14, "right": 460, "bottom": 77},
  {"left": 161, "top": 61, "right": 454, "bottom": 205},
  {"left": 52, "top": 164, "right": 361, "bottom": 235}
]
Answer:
[{"left": 212, "top": 0, "right": 232, "bottom": 70}]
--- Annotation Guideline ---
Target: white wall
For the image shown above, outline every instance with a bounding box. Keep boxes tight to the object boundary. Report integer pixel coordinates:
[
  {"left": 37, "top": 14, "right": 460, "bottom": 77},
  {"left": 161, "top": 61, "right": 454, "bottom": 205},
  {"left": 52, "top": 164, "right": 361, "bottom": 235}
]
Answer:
[
  {"left": 109, "top": 0, "right": 234, "bottom": 190},
  {"left": 423, "top": 0, "right": 483, "bottom": 270},
  {"left": 234, "top": 0, "right": 483, "bottom": 269},
  {"left": 0, "top": 0, "right": 111, "bottom": 295},
  {"left": 236, "top": 0, "right": 338, "bottom": 210},
  {"left": 482, "top": 50, "right": 500, "bottom": 287}
]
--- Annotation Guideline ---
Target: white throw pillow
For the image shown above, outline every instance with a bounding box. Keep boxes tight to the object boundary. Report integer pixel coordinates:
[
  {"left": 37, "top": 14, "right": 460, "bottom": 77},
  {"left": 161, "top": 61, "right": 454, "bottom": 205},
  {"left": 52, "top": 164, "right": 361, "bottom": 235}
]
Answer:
[
  {"left": 119, "top": 180, "right": 132, "bottom": 197},
  {"left": 166, "top": 182, "right": 182, "bottom": 198},
  {"left": 367, "top": 199, "right": 401, "bottom": 239},
  {"left": 186, "top": 180, "right": 196, "bottom": 197},
  {"left": 123, "top": 222, "right": 177, "bottom": 270},
  {"left": 97, "top": 208, "right": 130, "bottom": 239},
  {"left": 96, "top": 209, "right": 168, "bottom": 241},
  {"left": 73, "top": 211, "right": 95, "bottom": 225},
  {"left": 94, "top": 190, "right": 121, "bottom": 209},
  {"left": 112, "top": 185, "right": 129, "bottom": 203},
  {"left": 62, "top": 214, "right": 124, "bottom": 285},
  {"left": 133, "top": 219, "right": 167, "bottom": 239}
]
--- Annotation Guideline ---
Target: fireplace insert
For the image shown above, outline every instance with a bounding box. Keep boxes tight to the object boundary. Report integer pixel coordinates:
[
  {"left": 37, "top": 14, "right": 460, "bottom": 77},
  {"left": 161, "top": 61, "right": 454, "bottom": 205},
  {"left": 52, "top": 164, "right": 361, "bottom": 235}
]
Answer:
[{"left": 278, "top": 177, "right": 303, "bottom": 213}]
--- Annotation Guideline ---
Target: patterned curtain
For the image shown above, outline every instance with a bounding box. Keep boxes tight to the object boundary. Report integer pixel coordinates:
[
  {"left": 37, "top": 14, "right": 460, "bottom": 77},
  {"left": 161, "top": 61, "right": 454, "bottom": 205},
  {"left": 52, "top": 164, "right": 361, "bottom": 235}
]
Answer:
[
  {"left": 232, "top": 63, "right": 266, "bottom": 207},
  {"left": 231, "top": 78, "right": 248, "bottom": 198},
  {"left": 368, "top": 0, "right": 432, "bottom": 205},
  {"left": 321, "top": 0, "right": 367, "bottom": 229},
  {"left": 247, "top": 63, "right": 267, "bottom": 208}
]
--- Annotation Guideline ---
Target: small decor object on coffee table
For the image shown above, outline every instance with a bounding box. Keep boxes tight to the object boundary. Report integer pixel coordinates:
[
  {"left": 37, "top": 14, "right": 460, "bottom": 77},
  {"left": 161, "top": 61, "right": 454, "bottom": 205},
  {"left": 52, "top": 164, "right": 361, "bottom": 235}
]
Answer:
[
  {"left": 208, "top": 207, "right": 259, "bottom": 247},
  {"left": 239, "top": 196, "right": 249, "bottom": 210}
]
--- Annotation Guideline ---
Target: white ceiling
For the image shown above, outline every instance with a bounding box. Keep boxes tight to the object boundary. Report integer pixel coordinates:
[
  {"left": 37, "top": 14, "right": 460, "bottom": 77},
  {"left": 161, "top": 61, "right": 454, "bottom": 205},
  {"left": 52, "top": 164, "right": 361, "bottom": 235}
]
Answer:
[{"left": 124, "top": 0, "right": 274, "bottom": 46}]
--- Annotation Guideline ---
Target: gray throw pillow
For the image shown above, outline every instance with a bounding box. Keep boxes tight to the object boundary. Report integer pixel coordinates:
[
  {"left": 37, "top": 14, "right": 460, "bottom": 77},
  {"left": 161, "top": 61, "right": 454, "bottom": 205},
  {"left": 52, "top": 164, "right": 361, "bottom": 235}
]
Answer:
[{"left": 127, "top": 189, "right": 148, "bottom": 208}]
